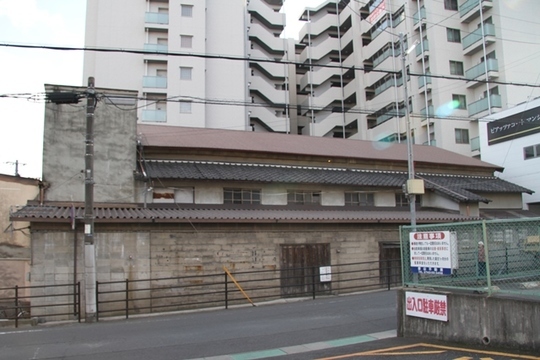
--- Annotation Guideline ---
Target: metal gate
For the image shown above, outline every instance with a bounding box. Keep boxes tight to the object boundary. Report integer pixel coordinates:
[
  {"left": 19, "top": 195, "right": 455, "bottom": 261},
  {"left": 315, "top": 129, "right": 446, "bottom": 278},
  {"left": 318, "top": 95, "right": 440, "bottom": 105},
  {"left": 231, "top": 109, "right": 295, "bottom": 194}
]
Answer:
[
  {"left": 280, "top": 244, "right": 331, "bottom": 297},
  {"left": 379, "top": 242, "right": 402, "bottom": 286}
]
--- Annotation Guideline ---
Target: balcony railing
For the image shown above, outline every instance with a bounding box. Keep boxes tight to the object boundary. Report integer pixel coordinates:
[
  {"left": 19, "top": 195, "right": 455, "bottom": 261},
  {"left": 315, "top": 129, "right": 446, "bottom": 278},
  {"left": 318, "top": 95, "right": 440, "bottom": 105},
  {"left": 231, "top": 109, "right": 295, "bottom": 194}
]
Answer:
[
  {"left": 142, "top": 109, "right": 167, "bottom": 122},
  {"left": 413, "top": 6, "right": 426, "bottom": 26},
  {"left": 462, "top": 23, "right": 495, "bottom": 51},
  {"left": 471, "top": 136, "right": 480, "bottom": 152},
  {"left": 143, "top": 76, "right": 167, "bottom": 88},
  {"left": 420, "top": 105, "right": 434, "bottom": 119},
  {"left": 145, "top": 12, "right": 169, "bottom": 25},
  {"left": 415, "top": 39, "right": 429, "bottom": 57},
  {"left": 143, "top": 43, "right": 168, "bottom": 54},
  {"left": 468, "top": 94, "right": 501, "bottom": 116},
  {"left": 465, "top": 58, "right": 498, "bottom": 81},
  {"left": 418, "top": 74, "right": 432, "bottom": 89},
  {"left": 460, "top": 0, "right": 492, "bottom": 20}
]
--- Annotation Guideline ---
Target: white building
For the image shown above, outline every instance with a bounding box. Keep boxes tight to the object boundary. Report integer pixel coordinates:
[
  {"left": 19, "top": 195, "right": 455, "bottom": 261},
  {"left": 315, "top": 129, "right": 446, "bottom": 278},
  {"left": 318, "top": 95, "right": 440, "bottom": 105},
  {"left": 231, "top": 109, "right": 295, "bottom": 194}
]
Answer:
[
  {"left": 84, "top": 0, "right": 540, "bottom": 157},
  {"left": 296, "top": 0, "right": 540, "bottom": 156},
  {"left": 84, "top": 0, "right": 293, "bottom": 133},
  {"left": 479, "top": 97, "right": 540, "bottom": 211}
]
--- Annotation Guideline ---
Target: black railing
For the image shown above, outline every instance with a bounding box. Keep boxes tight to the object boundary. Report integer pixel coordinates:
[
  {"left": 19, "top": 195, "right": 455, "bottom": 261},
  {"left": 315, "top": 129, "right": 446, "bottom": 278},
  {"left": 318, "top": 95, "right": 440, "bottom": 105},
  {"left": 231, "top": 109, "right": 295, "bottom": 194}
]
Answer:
[
  {"left": 0, "top": 282, "right": 81, "bottom": 328},
  {"left": 96, "top": 259, "right": 401, "bottom": 321}
]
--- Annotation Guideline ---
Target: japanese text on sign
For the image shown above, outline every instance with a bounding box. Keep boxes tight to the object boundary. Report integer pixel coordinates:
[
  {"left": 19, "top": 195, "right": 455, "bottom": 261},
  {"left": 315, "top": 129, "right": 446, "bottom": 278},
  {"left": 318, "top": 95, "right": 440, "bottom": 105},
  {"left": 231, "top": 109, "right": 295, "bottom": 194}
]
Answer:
[
  {"left": 405, "top": 291, "right": 448, "bottom": 322},
  {"left": 409, "top": 231, "right": 453, "bottom": 275}
]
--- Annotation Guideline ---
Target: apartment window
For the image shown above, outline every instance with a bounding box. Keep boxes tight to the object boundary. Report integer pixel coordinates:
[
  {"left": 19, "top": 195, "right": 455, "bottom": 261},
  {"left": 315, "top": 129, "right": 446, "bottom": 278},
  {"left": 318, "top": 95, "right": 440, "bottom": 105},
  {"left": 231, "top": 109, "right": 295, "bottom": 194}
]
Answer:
[
  {"left": 452, "top": 94, "right": 467, "bottom": 110},
  {"left": 444, "top": 0, "right": 458, "bottom": 11},
  {"left": 287, "top": 190, "right": 321, "bottom": 205},
  {"left": 180, "top": 35, "right": 193, "bottom": 48},
  {"left": 224, "top": 188, "right": 261, "bottom": 204},
  {"left": 180, "top": 67, "right": 192, "bottom": 80},
  {"left": 524, "top": 144, "right": 540, "bottom": 160},
  {"left": 446, "top": 28, "right": 461, "bottom": 43},
  {"left": 455, "top": 128, "right": 470, "bottom": 144},
  {"left": 181, "top": 4, "right": 193, "bottom": 17},
  {"left": 345, "top": 192, "right": 374, "bottom": 206},
  {"left": 179, "top": 100, "right": 192, "bottom": 113},
  {"left": 449, "top": 61, "right": 464, "bottom": 76},
  {"left": 396, "top": 193, "right": 420, "bottom": 207}
]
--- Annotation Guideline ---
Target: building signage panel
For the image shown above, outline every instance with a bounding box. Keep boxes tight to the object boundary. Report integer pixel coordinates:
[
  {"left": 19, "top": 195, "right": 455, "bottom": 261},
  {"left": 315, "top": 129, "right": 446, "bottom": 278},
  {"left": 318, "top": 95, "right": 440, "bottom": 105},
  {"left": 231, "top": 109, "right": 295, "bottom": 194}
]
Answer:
[
  {"left": 405, "top": 291, "right": 448, "bottom": 322},
  {"left": 409, "top": 231, "right": 452, "bottom": 275},
  {"left": 487, "top": 106, "right": 540, "bottom": 145},
  {"left": 320, "top": 266, "right": 331, "bottom": 282},
  {"left": 367, "top": 0, "right": 386, "bottom": 24}
]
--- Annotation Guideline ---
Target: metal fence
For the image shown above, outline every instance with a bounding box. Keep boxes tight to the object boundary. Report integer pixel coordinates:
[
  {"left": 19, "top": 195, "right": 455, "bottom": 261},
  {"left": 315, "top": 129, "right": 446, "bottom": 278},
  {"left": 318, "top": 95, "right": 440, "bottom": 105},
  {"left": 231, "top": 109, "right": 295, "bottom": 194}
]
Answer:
[
  {"left": 400, "top": 217, "right": 540, "bottom": 297},
  {"left": 96, "top": 259, "right": 401, "bottom": 321},
  {"left": 0, "top": 283, "right": 81, "bottom": 328}
]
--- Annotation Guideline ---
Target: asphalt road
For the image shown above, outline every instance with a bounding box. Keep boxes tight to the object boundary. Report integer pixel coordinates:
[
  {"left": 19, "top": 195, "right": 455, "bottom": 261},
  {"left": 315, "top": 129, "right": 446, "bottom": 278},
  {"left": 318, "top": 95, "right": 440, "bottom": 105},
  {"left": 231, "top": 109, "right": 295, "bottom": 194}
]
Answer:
[{"left": 2, "top": 290, "right": 537, "bottom": 360}]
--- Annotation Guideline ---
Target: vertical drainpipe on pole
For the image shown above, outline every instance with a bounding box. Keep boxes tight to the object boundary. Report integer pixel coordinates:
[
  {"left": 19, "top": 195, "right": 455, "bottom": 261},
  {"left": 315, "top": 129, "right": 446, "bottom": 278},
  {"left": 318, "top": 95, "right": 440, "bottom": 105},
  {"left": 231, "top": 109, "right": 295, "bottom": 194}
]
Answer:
[
  {"left": 336, "top": 1, "right": 346, "bottom": 138},
  {"left": 84, "top": 77, "right": 97, "bottom": 322},
  {"left": 416, "top": 0, "right": 431, "bottom": 145},
  {"left": 479, "top": 0, "right": 491, "bottom": 115},
  {"left": 307, "top": 9, "right": 315, "bottom": 135}
]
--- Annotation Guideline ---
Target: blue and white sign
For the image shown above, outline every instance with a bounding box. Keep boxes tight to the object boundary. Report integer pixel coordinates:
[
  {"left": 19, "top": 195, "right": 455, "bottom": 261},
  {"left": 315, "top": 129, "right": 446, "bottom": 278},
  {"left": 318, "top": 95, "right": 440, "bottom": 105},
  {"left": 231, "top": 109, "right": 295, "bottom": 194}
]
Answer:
[{"left": 409, "top": 231, "right": 453, "bottom": 275}]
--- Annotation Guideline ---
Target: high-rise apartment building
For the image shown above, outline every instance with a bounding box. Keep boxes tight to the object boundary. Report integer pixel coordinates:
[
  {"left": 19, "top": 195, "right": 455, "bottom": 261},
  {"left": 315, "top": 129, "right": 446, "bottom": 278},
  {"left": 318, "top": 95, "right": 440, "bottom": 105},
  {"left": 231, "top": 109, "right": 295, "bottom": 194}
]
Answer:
[
  {"left": 84, "top": 0, "right": 293, "bottom": 133},
  {"left": 296, "top": 0, "right": 540, "bottom": 156},
  {"left": 84, "top": 0, "right": 540, "bottom": 156}
]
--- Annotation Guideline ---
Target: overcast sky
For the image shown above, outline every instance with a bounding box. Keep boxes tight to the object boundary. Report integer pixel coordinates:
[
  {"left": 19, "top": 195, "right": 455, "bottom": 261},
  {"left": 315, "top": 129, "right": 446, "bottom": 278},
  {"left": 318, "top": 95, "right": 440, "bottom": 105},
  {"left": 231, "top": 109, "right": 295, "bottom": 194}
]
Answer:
[{"left": 0, "top": 0, "right": 325, "bottom": 178}]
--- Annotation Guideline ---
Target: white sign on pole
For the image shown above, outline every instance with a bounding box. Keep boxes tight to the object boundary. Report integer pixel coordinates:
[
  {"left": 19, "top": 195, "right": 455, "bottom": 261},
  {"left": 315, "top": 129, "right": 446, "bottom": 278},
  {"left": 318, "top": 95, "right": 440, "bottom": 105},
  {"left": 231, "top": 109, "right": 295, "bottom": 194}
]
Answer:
[
  {"left": 409, "top": 231, "right": 453, "bottom": 275},
  {"left": 405, "top": 291, "right": 448, "bottom": 322},
  {"left": 320, "top": 266, "right": 331, "bottom": 282}
]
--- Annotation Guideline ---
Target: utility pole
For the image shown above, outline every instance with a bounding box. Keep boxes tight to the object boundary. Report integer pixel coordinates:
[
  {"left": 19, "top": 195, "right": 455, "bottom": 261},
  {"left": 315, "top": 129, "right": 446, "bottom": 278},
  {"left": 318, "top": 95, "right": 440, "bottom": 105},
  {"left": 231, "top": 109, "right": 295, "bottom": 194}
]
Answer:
[{"left": 84, "top": 77, "right": 97, "bottom": 322}]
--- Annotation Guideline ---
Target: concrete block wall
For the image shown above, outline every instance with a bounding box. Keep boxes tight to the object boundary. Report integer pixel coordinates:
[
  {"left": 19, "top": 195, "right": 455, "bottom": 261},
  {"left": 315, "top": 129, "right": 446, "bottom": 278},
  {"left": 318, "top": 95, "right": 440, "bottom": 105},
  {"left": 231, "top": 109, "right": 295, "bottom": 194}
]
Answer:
[
  {"left": 29, "top": 223, "right": 399, "bottom": 318},
  {"left": 397, "top": 288, "right": 540, "bottom": 352}
]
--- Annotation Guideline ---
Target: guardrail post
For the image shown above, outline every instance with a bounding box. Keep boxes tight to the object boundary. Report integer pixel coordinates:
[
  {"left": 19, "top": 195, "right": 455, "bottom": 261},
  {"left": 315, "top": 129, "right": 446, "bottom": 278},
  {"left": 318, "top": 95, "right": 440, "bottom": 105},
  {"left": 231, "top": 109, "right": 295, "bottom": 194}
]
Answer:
[
  {"left": 95, "top": 281, "right": 99, "bottom": 322},
  {"left": 312, "top": 267, "right": 316, "bottom": 300},
  {"left": 78, "top": 282, "right": 82, "bottom": 323},
  {"left": 224, "top": 272, "right": 228, "bottom": 309},
  {"left": 125, "top": 279, "right": 129, "bottom": 319},
  {"left": 14, "top": 285, "right": 19, "bottom": 328}
]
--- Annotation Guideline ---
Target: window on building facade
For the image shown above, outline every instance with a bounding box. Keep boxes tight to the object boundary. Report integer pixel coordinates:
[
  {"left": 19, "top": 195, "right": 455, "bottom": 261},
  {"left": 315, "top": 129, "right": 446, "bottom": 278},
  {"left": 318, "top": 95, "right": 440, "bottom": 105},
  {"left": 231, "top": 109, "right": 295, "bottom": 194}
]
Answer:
[
  {"left": 180, "top": 35, "right": 193, "bottom": 48},
  {"left": 446, "top": 28, "right": 461, "bottom": 43},
  {"left": 455, "top": 128, "right": 470, "bottom": 144},
  {"left": 396, "top": 193, "right": 420, "bottom": 207},
  {"left": 224, "top": 188, "right": 261, "bottom": 204},
  {"left": 180, "top": 67, "right": 192, "bottom": 80},
  {"left": 179, "top": 100, "right": 192, "bottom": 113},
  {"left": 181, "top": 4, "right": 193, "bottom": 17},
  {"left": 345, "top": 192, "right": 374, "bottom": 206},
  {"left": 444, "top": 0, "right": 458, "bottom": 11},
  {"left": 287, "top": 190, "right": 321, "bottom": 205},
  {"left": 449, "top": 61, "right": 464, "bottom": 75},
  {"left": 524, "top": 144, "right": 540, "bottom": 160},
  {"left": 452, "top": 94, "right": 467, "bottom": 110}
]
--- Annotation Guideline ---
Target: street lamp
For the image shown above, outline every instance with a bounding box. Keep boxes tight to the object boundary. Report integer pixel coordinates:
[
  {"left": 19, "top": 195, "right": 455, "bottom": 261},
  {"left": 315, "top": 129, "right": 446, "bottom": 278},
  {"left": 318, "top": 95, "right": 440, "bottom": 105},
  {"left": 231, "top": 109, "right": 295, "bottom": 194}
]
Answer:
[{"left": 399, "top": 33, "right": 423, "bottom": 230}]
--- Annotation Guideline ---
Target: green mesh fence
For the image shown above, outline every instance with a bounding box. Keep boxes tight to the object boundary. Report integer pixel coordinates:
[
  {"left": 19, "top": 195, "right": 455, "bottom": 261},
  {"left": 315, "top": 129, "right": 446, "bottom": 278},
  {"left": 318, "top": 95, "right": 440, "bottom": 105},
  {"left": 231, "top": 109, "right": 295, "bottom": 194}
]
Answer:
[{"left": 400, "top": 217, "right": 540, "bottom": 297}]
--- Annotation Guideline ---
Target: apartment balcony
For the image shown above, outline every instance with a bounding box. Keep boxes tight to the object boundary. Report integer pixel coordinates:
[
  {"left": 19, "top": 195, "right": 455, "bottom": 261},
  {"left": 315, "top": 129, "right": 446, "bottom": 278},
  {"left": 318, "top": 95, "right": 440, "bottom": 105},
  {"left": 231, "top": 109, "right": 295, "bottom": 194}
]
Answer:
[
  {"left": 145, "top": 12, "right": 169, "bottom": 28},
  {"left": 298, "top": 13, "right": 338, "bottom": 43},
  {"left": 462, "top": 23, "right": 496, "bottom": 56},
  {"left": 247, "top": 0, "right": 285, "bottom": 28},
  {"left": 413, "top": 7, "right": 426, "bottom": 31},
  {"left": 143, "top": 43, "right": 168, "bottom": 54},
  {"left": 468, "top": 94, "right": 501, "bottom": 116},
  {"left": 248, "top": 23, "right": 286, "bottom": 54},
  {"left": 460, "top": 0, "right": 493, "bottom": 23},
  {"left": 471, "top": 136, "right": 480, "bottom": 152},
  {"left": 418, "top": 74, "right": 432, "bottom": 92},
  {"left": 299, "top": 66, "right": 338, "bottom": 90},
  {"left": 299, "top": 36, "right": 339, "bottom": 63},
  {"left": 141, "top": 109, "right": 167, "bottom": 123},
  {"left": 143, "top": 76, "right": 167, "bottom": 89},
  {"left": 250, "top": 76, "right": 286, "bottom": 104},
  {"left": 310, "top": 112, "right": 358, "bottom": 138},
  {"left": 415, "top": 39, "right": 429, "bottom": 62},
  {"left": 249, "top": 106, "right": 287, "bottom": 133},
  {"left": 465, "top": 58, "right": 499, "bottom": 88}
]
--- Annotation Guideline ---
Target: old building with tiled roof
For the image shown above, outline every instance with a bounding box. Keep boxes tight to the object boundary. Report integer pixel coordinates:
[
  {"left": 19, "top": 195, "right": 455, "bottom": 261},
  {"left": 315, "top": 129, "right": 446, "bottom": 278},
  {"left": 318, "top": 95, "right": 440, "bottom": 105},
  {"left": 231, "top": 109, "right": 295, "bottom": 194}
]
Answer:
[{"left": 9, "top": 84, "right": 536, "bottom": 318}]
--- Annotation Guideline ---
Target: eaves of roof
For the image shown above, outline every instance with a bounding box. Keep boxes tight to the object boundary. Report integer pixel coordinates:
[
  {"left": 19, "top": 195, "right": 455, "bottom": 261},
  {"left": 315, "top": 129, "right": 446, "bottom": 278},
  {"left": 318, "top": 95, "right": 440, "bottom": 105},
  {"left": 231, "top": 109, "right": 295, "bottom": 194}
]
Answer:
[{"left": 10, "top": 204, "right": 478, "bottom": 224}]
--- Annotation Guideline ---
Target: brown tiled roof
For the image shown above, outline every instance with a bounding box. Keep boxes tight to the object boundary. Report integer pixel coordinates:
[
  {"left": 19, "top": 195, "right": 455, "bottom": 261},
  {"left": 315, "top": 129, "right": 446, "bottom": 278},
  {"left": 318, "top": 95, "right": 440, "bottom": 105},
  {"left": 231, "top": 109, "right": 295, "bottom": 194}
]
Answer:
[
  {"left": 10, "top": 204, "right": 478, "bottom": 224},
  {"left": 137, "top": 125, "right": 502, "bottom": 171},
  {"left": 138, "top": 160, "right": 533, "bottom": 203}
]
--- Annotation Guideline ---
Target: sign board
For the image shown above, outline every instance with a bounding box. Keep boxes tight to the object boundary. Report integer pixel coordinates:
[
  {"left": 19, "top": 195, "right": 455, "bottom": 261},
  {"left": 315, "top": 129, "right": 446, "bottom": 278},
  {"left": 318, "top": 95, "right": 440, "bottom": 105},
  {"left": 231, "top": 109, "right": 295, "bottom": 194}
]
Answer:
[
  {"left": 367, "top": 0, "right": 386, "bottom": 24},
  {"left": 320, "top": 266, "right": 331, "bottom": 282},
  {"left": 487, "top": 106, "right": 540, "bottom": 145},
  {"left": 405, "top": 291, "right": 448, "bottom": 322},
  {"left": 409, "top": 231, "right": 453, "bottom": 275}
]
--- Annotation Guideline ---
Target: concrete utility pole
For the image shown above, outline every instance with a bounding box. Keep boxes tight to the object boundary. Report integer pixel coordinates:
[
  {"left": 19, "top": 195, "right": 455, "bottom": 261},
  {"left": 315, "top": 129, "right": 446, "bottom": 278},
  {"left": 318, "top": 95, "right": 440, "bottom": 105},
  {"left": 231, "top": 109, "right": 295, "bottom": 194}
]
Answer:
[{"left": 84, "top": 77, "right": 97, "bottom": 322}]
